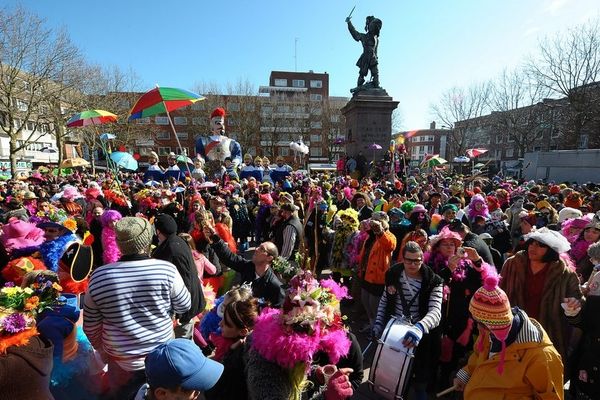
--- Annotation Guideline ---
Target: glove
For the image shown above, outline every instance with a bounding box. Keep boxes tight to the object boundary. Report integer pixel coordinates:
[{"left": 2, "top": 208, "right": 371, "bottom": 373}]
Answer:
[
  {"left": 325, "top": 370, "right": 354, "bottom": 400},
  {"left": 402, "top": 322, "right": 424, "bottom": 348}
]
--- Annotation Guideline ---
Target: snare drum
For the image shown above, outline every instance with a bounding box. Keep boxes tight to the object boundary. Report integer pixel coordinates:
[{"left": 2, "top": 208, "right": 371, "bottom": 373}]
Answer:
[{"left": 368, "top": 316, "right": 417, "bottom": 399}]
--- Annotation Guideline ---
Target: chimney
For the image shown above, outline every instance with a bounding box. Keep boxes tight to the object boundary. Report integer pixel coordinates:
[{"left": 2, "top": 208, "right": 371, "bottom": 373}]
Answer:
[{"left": 430, "top": 121, "right": 436, "bottom": 130}]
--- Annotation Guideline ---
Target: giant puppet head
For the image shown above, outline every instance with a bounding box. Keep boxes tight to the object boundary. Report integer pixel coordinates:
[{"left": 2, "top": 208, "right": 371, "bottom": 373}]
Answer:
[{"left": 210, "top": 107, "right": 226, "bottom": 136}]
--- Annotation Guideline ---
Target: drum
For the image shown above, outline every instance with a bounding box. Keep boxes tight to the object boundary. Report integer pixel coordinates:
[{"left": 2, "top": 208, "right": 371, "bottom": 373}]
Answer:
[{"left": 368, "top": 316, "right": 418, "bottom": 399}]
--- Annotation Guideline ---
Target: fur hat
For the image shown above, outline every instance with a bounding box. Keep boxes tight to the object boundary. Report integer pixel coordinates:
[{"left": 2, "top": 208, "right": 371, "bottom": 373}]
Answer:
[
  {"left": 0, "top": 218, "right": 45, "bottom": 252},
  {"left": 558, "top": 207, "right": 583, "bottom": 223},
  {"left": 115, "top": 217, "right": 153, "bottom": 256},
  {"left": 524, "top": 227, "right": 571, "bottom": 254},
  {"left": 429, "top": 226, "right": 462, "bottom": 248},
  {"left": 585, "top": 212, "right": 600, "bottom": 231}
]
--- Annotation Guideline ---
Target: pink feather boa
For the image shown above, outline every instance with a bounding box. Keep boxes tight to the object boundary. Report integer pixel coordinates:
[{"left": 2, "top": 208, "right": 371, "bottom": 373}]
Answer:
[
  {"left": 102, "top": 227, "right": 121, "bottom": 264},
  {"left": 252, "top": 308, "right": 351, "bottom": 370},
  {"left": 570, "top": 238, "right": 593, "bottom": 264}
]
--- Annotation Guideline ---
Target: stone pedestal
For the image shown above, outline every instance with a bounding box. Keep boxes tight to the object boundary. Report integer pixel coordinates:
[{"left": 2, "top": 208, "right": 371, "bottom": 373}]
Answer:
[{"left": 341, "top": 88, "right": 399, "bottom": 161}]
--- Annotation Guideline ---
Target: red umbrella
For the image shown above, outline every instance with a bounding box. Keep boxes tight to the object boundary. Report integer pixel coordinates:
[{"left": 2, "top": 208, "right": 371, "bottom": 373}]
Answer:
[{"left": 466, "top": 148, "right": 488, "bottom": 158}]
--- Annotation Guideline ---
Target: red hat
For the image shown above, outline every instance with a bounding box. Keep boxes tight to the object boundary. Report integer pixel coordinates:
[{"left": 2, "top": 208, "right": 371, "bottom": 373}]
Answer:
[
  {"left": 549, "top": 185, "right": 561, "bottom": 195},
  {"left": 211, "top": 107, "right": 226, "bottom": 119}
]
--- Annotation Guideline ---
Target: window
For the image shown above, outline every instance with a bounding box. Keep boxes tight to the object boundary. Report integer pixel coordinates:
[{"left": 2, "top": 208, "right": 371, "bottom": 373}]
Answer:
[
  {"left": 228, "top": 103, "right": 240, "bottom": 112},
  {"left": 191, "top": 102, "right": 205, "bottom": 110},
  {"left": 41, "top": 123, "right": 49, "bottom": 133},
  {"left": 155, "top": 116, "right": 169, "bottom": 125},
  {"left": 17, "top": 99, "right": 28, "bottom": 112},
  {"left": 156, "top": 130, "right": 170, "bottom": 139},
  {"left": 139, "top": 148, "right": 152, "bottom": 156},
  {"left": 192, "top": 117, "right": 202, "bottom": 125},
  {"left": 14, "top": 118, "right": 22, "bottom": 129},
  {"left": 176, "top": 132, "right": 188, "bottom": 140},
  {"left": 173, "top": 117, "right": 188, "bottom": 125},
  {"left": 137, "top": 117, "right": 151, "bottom": 124},
  {"left": 310, "top": 80, "right": 323, "bottom": 88},
  {"left": 228, "top": 118, "right": 238, "bottom": 126},
  {"left": 494, "top": 150, "right": 501, "bottom": 159},
  {"left": 176, "top": 147, "right": 189, "bottom": 155},
  {"left": 244, "top": 103, "right": 256, "bottom": 112},
  {"left": 26, "top": 121, "right": 35, "bottom": 131},
  {"left": 158, "top": 147, "right": 171, "bottom": 156},
  {"left": 495, "top": 135, "right": 503, "bottom": 144},
  {"left": 279, "top": 147, "right": 290, "bottom": 156},
  {"left": 262, "top": 105, "right": 273, "bottom": 113},
  {"left": 292, "top": 79, "right": 305, "bottom": 88},
  {"left": 505, "top": 148, "right": 514, "bottom": 157},
  {"left": 310, "top": 94, "right": 322, "bottom": 101},
  {"left": 312, "top": 107, "right": 322, "bottom": 116},
  {"left": 310, "top": 134, "right": 322, "bottom": 142},
  {"left": 274, "top": 79, "right": 287, "bottom": 87},
  {"left": 331, "top": 115, "right": 340, "bottom": 123},
  {"left": 293, "top": 105, "right": 305, "bottom": 113},
  {"left": 310, "top": 147, "right": 322, "bottom": 156},
  {"left": 277, "top": 105, "right": 290, "bottom": 113},
  {"left": 310, "top": 121, "right": 322, "bottom": 129}
]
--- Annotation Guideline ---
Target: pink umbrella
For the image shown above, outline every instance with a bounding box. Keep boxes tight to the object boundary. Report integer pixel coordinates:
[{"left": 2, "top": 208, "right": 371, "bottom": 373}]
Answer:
[
  {"left": 369, "top": 143, "right": 383, "bottom": 150},
  {"left": 466, "top": 148, "right": 488, "bottom": 158}
]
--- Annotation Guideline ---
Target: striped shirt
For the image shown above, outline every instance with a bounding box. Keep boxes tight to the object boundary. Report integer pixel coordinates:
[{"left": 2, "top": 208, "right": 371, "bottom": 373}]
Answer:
[
  {"left": 374, "top": 271, "right": 443, "bottom": 337},
  {"left": 83, "top": 258, "right": 191, "bottom": 371}
]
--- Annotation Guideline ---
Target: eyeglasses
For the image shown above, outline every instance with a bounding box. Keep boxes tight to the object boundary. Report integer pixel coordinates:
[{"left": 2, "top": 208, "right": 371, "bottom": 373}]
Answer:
[
  {"left": 404, "top": 258, "right": 422, "bottom": 265},
  {"left": 256, "top": 246, "right": 276, "bottom": 257}
]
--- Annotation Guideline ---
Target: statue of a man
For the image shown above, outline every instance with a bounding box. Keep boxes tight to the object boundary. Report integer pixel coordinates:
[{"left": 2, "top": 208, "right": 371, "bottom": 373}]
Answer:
[
  {"left": 346, "top": 15, "right": 382, "bottom": 91},
  {"left": 195, "top": 107, "right": 242, "bottom": 180}
]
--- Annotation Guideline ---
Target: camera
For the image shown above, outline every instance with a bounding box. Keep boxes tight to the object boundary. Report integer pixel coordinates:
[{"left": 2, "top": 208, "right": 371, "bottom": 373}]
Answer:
[{"left": 457, "top": 247, "right": 466, "bottom": 257}]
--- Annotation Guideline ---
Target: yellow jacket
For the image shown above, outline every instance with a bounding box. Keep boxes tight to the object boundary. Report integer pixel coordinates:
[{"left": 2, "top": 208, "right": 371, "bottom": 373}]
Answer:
[{"left": 458, "top": 314, "right": 564, "bottom": 400}]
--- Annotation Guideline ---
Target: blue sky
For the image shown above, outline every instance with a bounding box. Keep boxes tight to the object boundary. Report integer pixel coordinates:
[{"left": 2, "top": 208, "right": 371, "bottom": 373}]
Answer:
[{"left": 5, "top": 0, "right": 599, "bottom": 130}]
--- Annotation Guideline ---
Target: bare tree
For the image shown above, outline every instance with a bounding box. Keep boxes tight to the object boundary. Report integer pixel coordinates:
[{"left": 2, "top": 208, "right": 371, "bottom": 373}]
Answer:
[
  {"left": 527, "top": 18, "right": 600, "bottom": 148},
  {"left": 224, "top": 79, "right": 261, "bottom": 154},
  {"left": 430, "top": 82, "right": 492, "bottom": 158},
  {"left": 0, "top": 6, "right": 84, "bottom": 175},
  {"left": 489, "top": 68, "right": 551, "bottom": 157}
]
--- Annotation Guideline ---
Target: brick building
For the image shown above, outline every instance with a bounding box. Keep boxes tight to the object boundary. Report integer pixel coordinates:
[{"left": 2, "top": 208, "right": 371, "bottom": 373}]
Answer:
[{"left": 395, "top": 121, "right": 449, "bottom": 167}]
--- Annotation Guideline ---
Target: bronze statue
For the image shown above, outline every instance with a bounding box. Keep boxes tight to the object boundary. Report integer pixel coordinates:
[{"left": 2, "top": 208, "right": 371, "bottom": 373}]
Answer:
[{"left": 346, "top": 13, "right": 382, "bottom": 93}]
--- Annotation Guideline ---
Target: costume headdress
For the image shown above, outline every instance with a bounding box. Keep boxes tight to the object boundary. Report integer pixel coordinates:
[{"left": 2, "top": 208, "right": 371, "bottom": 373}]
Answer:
[{"left": 251, "top": 271, "right": 351, "bottom": 370}]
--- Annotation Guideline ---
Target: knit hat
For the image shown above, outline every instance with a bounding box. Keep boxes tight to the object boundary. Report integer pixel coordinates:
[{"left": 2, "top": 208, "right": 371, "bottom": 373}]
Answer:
[
  {"left": 154, "top": 214, "right": 178, "bottom": 236},
  {"left": 441, "top": 203, "right": 458, "bottom": 215},
  {"left": 469, "top": 271, "right": 513, "bottom": 374},
  {"left": 115, "top": 217, "right": 153, "bottom": 255}
]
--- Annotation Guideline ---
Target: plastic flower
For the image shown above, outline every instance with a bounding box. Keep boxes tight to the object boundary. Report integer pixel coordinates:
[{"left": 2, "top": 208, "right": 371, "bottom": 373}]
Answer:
[
  {"left": 1, "top": 313, "right": 27, "bottom": 333},
  {"left": 24, "top": 296, "right": 40, "bottom": 311},
  {"left": 63, "top": 218, "right": 77, "bottom": 232}
]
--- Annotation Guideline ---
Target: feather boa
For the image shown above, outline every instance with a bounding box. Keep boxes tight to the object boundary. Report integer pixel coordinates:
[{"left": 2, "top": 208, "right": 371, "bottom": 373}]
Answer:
[
  {"left": 348, "top": 231, "right": 369, "bottom": 267},
  {"left": 215, "top": 223, "right": 237, "bottom": 254},
  {"left": 39, "top": 234, "right": 77, "bottom": 272},
  {"left": 101, "top": 227, "right": 121, "bottom": 264},
  {"left": 51, "top": 326, "right": 94, "bottom": 387},
  {"left": 570, "top": 238, "right": 593, "bottom": 264},
  {"left": 200, "top": 296, "right": 225, "bottom": 340},
  {"left": 251, "top": 308, "right": 350, "bottom": 370},
  {"left": 0, "top": 327, "right": 39, "bottom": 354}
]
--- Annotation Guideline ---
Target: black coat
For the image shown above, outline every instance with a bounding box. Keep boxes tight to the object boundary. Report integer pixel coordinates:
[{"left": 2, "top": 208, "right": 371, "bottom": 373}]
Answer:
[
  {"left": 571, "top": 296, "right": 600, "bottom": 398},
  {"left": 210, "top": 236, "right": 285, "bottom": 308},
  {"left": 152, "top": 234, "right": 205, "bottom": 323},
  {"left": 462, "top": 232, "right": 495, "bottom": 267}
]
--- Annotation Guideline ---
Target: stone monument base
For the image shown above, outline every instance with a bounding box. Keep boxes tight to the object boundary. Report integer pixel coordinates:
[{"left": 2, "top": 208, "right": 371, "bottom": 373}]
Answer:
[{"left": 341, "top": 87, "right": 399, "bottom": 161}]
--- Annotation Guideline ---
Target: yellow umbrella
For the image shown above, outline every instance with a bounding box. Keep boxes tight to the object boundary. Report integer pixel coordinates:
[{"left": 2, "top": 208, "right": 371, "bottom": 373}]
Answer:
[{"left": 60, "top": 157, "right": 90, "bottom": 168}]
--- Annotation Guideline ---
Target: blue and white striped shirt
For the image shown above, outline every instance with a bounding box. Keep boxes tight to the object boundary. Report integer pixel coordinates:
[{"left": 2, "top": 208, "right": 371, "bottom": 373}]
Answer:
[{"left": 83, "top": 258, "right": 191, "bottom": 371}]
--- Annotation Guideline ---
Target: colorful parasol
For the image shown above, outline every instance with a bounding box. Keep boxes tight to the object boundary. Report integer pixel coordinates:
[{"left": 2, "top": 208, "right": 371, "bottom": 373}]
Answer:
[
  {"left": 110, "top": 152, "right": 138, "bottom": 171},
  {"left": 60, "top": 157, "right": 90, "bottom": 168},
  {"left": 66, "top": 110, "right": 117, "bottom": 127},
  {"left": 128, "top": 87, "right": 205, "bottom": 121},
  {"left": 420, "top": 155, "right": 447, "bottom": 168},
  {"left": 466, "top": 148, "right": 488, "bottom": 158}
]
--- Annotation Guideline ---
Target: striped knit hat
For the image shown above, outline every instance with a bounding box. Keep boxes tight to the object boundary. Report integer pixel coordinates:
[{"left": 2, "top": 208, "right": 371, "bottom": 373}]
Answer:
[{"left": 469, "top": 271, "right": 513, "bottom": 374}]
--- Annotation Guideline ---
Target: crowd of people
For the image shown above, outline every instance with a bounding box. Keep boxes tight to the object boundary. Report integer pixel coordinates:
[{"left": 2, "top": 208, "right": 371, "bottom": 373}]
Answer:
[{"left": 0, "top": 146, "right": 599, "bottom": 400}]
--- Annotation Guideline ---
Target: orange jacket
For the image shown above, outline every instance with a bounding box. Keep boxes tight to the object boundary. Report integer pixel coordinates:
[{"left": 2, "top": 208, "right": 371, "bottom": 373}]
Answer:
[{"left": 361, "top": 230, "right": 396, "bottom": 285}]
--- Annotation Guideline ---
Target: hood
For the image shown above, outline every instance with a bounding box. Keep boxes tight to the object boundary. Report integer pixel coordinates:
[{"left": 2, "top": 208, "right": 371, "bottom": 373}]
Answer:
[{"left": 7, "top": 335, "right": 54, "bottom": 377}]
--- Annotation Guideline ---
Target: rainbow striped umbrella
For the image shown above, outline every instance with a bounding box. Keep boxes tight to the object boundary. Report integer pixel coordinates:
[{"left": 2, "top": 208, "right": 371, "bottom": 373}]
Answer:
[
  {"left": 128, "top": 87, "right": 205, "bottom": 121},
  {"left": 66, "top": 110, "right": 117, "bottom": 127}
]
